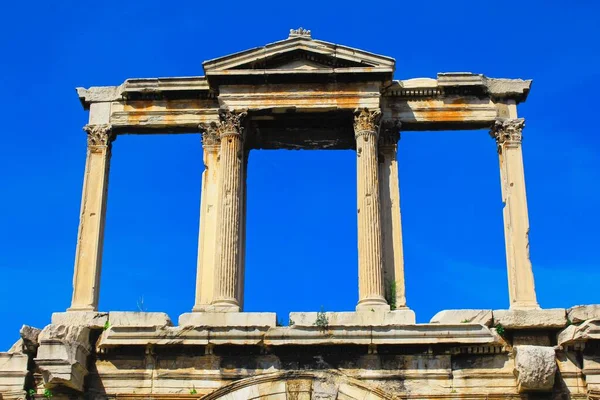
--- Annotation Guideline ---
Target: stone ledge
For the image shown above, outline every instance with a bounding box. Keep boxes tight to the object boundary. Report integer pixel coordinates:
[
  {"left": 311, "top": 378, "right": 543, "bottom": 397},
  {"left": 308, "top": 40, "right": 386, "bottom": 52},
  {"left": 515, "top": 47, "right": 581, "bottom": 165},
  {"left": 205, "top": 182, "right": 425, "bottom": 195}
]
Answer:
[
  {"left": 289, "top": 310, "right": 416, "bottom": 327},
  {"left": 493, "top": 309, "right": 567, "bottom": 329},
  {"left": 266, "top": 324, "right": 496, "bottom": 346},
  {"left": 51, "top": 311, "right": 108, "bottom": 329},
  {"left": 109, "top": 312, "right": 172, "bottom": 327},
  {"left": 95, "top": 323, "right": 497, "bottom": 349},
  {"left": 179, "top": 312, "right": 276, "bottom": 327},
  {"left": 430, "top": 310, "right": 493, "bottom": 326}
]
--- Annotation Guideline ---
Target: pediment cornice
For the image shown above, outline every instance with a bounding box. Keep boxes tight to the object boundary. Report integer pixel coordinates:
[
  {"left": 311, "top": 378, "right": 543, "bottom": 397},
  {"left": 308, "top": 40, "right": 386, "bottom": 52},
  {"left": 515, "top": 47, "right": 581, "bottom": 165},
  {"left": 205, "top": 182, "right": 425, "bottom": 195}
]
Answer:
[{"left": 202, "top": 30, "right": 395, "bottom": 84}]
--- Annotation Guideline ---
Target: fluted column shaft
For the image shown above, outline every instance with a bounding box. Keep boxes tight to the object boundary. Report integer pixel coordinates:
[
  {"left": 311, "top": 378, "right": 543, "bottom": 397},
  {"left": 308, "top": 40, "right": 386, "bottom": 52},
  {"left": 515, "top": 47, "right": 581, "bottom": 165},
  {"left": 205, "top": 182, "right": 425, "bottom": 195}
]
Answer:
[
  {"left": 69, "top": 124, "right": 115, "bottom": 311},
  {"left": 354, "top": 109, "right": 389, "bottom": 311},
  {"left": 211, "top": 111, "right": 247, "bottom": 311},
  {"left": 491, "top": 118, "right": 539, "bottom": 310},
  {"left": 193, "top": 130, "right": 220, "bottom": 311},
  {"left": 379, "top": 128, "right": 408, "bottom": 309}
]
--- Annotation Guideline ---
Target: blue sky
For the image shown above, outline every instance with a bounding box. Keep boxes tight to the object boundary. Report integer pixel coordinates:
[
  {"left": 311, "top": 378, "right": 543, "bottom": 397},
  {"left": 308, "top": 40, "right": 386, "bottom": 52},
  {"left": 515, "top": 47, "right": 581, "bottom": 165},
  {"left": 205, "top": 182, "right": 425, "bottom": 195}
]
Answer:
[{"left": 1, "top": 1, "right": 599, "bottom": 349}]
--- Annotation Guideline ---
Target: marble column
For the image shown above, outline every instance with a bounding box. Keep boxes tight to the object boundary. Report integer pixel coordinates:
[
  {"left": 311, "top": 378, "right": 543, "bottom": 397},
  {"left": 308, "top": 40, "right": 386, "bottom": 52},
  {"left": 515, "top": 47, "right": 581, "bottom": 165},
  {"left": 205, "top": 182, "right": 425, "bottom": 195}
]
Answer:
[
  {"left": 490, "top": 118, "right": 539, "bottom": 310},
  {"left": 193, "top": 127, "right": 220, "bottom": 311},
  {"left": 354, "top": 109, "right": 389, "bottom": 311},
  {"left": 211, "top": 110, "right": 247, "bottom": 312},
  {"left": 69, "top": 124, "right": 115, "bottom": 311},
  {"left": 378, "top": 124, "right": 408, "bottom": 310}
]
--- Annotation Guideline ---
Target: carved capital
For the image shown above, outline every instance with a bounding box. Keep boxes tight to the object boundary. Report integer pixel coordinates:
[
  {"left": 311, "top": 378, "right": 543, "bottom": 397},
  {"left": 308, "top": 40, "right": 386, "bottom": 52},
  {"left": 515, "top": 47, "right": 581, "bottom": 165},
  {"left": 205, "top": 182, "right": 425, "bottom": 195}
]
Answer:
[
  {"left": 84, "top": 124, "right": 114, "bottom": 147},
  {"left": 198, "top": 123, "right": 220, "bottom": 147},
  {"left": 354, "top": 108, "right": 381, "bottom": 139},
  {"left": 200, "top": 110, "right": 248, "bottom": 142},
  {"left": 379, "top": 119, "right": 401, "bottom": 146},
  {"left": 490, "top": 118, "right": 524, "bottom": 147}
]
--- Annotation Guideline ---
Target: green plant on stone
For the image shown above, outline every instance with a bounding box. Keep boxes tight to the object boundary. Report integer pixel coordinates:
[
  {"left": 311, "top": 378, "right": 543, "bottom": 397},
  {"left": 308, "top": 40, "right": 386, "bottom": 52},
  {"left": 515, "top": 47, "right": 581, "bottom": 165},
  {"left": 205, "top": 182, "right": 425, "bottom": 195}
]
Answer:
[
  {"left": 289, "top": 318, "right": 295, "bottom": 326},
  {"left": 103, "top": 320, "right": 111, "bottom": 331},
  {"left": 190, "top": 386, "right": 198, "bottom": 395},
  {"left": 461, "top": 319, "right": 470, "bottom": 323},
  {"left": 495, "top": 323, "right": 505, "bottom": 336},
  {"left": 314, "top": 307, "right": 329, "bottom": 330},
  {"left": 27, "top": 389, "right": 36, "bottom": 400},
  {"left": 43, "top": 389, "right": 53, "bottom": 399},
  {"left": 385, "top": 280, "right": 397, "bottom": 310}
]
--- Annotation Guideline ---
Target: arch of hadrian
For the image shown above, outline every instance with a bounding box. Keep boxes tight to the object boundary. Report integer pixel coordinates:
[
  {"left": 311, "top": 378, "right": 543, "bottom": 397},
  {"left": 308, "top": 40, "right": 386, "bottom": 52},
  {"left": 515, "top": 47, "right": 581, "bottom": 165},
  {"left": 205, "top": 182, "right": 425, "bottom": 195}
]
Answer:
[{"left": 1, "top": 29, "right": 600, "bottom": 400}]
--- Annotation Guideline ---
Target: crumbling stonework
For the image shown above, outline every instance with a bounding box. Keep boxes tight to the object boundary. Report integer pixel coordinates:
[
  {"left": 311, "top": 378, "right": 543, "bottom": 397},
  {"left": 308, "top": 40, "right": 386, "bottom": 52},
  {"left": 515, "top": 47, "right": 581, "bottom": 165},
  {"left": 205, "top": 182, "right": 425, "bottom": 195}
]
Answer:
[
  {"left": 35, "top": 325, "right": 91, "bottom": 392},
  {"left": 514, "top": 345, "right": 557, "bottom": 392}
]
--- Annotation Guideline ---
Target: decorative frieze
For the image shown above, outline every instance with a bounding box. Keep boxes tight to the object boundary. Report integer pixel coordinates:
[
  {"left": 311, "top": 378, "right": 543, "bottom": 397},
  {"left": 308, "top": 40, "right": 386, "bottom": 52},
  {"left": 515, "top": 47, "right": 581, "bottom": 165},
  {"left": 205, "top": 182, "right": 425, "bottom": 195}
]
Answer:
[{"left": 84, "top": 124, "right": 115, "bottom": 147}]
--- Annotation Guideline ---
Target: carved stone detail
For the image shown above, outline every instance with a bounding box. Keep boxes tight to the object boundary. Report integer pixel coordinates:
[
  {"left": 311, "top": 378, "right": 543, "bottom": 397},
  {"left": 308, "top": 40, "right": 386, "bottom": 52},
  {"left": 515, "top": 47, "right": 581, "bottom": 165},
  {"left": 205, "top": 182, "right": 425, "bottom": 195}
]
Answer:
[
  {"left": 199, "top": 124, "right": 220, "bottom": 147},
  {"left": 379, "top": 120, "right": 401, "bottom": 146},
  {"left": 289, "top": 27, "right": 311, "bottom": 38},
  {"left": 490, "top": 118, "right": 524, "bottom": 148},
  {"left": 354, "top": 108, "right": 381, "bottom": 138},
  {"left": 200, "top": 110, "right": 247, "bottom": 141},
  {"left": 84, "top": 124, "right": 114, "bottom": 147}
]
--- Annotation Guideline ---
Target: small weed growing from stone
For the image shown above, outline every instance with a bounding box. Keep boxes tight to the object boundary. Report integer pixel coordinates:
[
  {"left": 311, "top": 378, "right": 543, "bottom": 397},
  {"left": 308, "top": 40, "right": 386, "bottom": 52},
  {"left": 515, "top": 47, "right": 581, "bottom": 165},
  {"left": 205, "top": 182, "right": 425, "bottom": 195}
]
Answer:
[
  {"left": 103, "top": 320, "right": 111, "bottom": 331},
  {"left": 314, "top": 307, "right": 329, "bottom": 330},
  {"left": 495, "top": 323, "right": 505, "bottom": 336},
  {"left": 289, "top": 318, "right": 295, "bottom": 326},
  {"left": 385, "top": 280, "right": 397, "bottom": 310},
  {"left": 461, "top": 319, "right": 470, "bottom": 323},
  {"left": 189, "top": 386, "right": 198, "bottom": 395},
  {"left": 27, "top": 389, "right": 36, "bottom": 400},
  {"left": 43, "top": 389, "right": 53, "bottom": 399}
]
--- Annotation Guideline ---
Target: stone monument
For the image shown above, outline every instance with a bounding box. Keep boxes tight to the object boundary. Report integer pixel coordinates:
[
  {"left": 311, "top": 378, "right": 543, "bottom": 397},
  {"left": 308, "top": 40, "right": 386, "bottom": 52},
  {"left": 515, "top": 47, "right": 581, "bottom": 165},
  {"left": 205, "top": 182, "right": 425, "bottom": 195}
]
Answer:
[{"left": 1, "top": 29, "right": 599, "bottom": 400}]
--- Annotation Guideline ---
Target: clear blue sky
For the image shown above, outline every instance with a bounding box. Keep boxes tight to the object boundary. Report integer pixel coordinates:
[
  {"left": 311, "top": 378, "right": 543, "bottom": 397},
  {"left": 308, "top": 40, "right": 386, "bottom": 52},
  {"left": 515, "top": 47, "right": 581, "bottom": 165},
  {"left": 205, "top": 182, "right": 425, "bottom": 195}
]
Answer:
[{"left": 1, "top": 1, "right": 599, "bottom": 350}]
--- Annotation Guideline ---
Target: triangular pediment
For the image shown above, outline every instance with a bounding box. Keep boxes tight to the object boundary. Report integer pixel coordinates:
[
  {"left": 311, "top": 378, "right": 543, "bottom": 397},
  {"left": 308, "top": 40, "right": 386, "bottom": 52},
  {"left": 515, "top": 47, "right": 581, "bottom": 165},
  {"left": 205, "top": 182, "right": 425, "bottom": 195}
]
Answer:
[{"left": 203, "top": 30, "right": 395, "bottom": 81}]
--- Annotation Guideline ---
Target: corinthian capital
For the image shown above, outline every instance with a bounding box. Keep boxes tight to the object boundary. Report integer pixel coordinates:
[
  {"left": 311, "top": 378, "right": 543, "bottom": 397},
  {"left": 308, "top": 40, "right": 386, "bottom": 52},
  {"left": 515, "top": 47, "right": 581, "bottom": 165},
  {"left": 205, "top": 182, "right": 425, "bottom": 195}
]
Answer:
[
  {"left": 490, "top": 118, "right": 524, "bottom": 147},
  {"left": 199, "top": 110, "right": 248, "bottom": 142},
  {"left": 84, "top": 124, "right": 114, "bottom": 147},
  {"left": 379, "top": 119, "right": 401, "bottom": 146},
  {"left": 354, "top": 108, "right": 381, "bottom": 138}
]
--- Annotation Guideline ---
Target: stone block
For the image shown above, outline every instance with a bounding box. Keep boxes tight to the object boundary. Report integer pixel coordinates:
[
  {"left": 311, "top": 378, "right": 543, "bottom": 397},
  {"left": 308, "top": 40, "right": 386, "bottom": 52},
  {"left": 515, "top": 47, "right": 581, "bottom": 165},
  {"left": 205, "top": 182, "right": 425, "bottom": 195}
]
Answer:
[
  {"left": 288, "top": 310, "right": 415, "bottom": 327},
  {"left": 430, "top": 310, "right": 493, "bottom": 326},
  {"left": 178, "top": 312, "right": 276, "bottom": 327},
  {"left": 567, "top": 305, "right": 600, "bottom": 324},
  {"left": 0, "top": 352, "right": 28, "bottom": 399},
  {"left": 109, "top": 312, "right": 172, "bottom": 327},
  {"left": 493, "top": 309, "right": 567, "bottom": 329},
  {"left": 19, "top": 325, "right": 41, "bottom": 354},
  {"left": 52, "top": 311, "right": 108, "bottom": 329},
  {"left": 513, "top": 345, "right": 557, "bottom": 392},
  {"left": 557, "top": 319, "right": 600, "bottom": 346},
  {"left": 35, "top": 325, "right": 91, "bottom": 392}
]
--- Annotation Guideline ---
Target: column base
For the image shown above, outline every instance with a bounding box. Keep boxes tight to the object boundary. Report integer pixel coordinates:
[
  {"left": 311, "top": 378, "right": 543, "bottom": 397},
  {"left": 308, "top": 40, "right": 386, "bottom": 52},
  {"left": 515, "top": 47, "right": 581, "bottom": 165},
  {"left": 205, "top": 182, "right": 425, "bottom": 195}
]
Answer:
[
  {"left": 66, "top": 306, "right": 96, "bottom": 312},
  {"left": 510, "top": 301, "right": 540, "bottom": 310},
  {"left": 356, "top": 297, "right": 390, "bottom": 312},
  {"left": 207, "top": 300, "right": 240, "bottom": 313}
]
